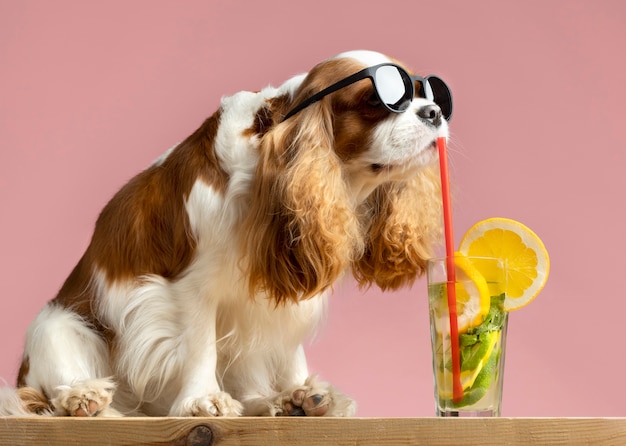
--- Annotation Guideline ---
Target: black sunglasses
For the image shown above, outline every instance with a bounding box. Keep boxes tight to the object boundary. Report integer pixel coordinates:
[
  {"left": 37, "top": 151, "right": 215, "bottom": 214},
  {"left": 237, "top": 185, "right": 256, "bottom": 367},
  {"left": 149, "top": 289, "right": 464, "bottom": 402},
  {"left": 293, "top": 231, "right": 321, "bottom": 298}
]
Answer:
[{"left": 282, "top": 63, "right": 453, "bottom": 122}]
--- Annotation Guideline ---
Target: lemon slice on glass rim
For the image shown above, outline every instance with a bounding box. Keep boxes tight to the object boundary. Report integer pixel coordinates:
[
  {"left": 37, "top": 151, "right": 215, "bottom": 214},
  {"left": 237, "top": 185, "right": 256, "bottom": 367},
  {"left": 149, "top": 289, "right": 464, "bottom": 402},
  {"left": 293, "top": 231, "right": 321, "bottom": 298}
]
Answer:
[{"left": 458, "top": 217, "right": 550, "bottom": 311}]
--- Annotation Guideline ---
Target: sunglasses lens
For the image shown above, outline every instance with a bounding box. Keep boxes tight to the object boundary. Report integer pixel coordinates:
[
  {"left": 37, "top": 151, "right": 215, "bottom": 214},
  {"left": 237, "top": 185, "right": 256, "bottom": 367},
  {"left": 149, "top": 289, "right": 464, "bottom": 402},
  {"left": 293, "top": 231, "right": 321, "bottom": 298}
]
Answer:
[
  {"left": 374, "top": 65, "right": 410, "bottom": 111},
  {"left": 427, "top": 76, "right": 453, "bottom": 120}
]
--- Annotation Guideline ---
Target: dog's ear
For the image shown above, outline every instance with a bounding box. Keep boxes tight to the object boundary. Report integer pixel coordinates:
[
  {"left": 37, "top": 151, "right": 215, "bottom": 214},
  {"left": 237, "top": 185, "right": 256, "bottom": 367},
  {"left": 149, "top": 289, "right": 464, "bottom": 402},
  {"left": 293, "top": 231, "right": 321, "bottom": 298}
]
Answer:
[
  {"left": 242, "top": 103, "right": 363, "bottom": 304},
  {"left": 353, "top": 165, "right": 442, "bottom": 290}
]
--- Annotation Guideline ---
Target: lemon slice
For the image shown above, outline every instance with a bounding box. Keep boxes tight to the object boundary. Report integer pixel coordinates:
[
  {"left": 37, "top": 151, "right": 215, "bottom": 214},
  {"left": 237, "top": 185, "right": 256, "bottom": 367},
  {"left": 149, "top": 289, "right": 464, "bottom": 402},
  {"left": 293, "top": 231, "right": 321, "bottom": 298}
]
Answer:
[
  {"left": 431, "top": 253, "right": 491, "bottom": 333},
  {"left": 459, "top": 218, "right": 550, "bottom": 311}
]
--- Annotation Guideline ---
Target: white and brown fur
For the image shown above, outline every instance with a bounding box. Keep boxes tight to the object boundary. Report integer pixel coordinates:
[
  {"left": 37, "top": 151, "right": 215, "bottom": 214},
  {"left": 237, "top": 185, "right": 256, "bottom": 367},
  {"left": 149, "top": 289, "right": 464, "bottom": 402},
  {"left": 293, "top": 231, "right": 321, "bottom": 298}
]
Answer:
[{"left": 1, "top": 50, "right": 445, "bottom": 417}]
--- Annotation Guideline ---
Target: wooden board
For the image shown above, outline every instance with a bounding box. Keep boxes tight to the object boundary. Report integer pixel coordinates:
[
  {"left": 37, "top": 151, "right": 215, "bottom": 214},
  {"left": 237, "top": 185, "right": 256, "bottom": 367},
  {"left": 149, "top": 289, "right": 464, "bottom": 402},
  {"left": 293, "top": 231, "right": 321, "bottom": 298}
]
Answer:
[{"left": 1, "top": 417, "right": 625, "bottom": 445}]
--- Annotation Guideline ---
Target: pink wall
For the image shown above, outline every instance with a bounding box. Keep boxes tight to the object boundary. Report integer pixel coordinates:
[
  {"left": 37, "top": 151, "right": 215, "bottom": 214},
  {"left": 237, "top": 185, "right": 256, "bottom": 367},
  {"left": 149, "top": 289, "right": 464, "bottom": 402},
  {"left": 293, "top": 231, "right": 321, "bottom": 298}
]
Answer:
[{"left": 1, "top": 0, "right": 625, "bottom": 416}]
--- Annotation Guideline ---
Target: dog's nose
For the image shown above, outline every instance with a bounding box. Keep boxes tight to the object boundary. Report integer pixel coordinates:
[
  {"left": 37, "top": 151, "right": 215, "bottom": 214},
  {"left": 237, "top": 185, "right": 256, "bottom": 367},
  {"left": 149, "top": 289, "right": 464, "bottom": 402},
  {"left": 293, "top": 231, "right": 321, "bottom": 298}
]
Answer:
[{"left": 417, "top": 104, "right": 443, "bottom": 127}]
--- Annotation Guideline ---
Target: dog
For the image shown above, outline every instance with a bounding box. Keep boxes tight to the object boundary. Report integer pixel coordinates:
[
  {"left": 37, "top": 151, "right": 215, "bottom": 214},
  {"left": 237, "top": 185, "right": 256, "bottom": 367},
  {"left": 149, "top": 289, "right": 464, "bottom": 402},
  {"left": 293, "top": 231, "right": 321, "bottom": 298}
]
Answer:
[{"left": 1, "top": 50, "right": 451, "bottom": 417}]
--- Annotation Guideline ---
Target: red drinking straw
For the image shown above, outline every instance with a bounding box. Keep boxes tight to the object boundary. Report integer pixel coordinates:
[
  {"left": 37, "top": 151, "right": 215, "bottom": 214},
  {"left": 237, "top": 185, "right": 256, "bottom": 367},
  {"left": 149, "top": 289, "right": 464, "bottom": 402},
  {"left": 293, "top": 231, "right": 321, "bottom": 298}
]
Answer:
[{"left": 437, "top": 136, "right": 463, "bottom": 402}]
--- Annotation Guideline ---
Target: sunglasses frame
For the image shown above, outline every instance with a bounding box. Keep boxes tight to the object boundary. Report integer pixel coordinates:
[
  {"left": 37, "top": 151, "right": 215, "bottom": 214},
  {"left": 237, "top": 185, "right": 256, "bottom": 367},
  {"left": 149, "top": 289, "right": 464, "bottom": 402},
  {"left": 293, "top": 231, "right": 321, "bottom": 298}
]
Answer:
[{"left": 282, "top": 62, "right": 453, "bottom": 122}]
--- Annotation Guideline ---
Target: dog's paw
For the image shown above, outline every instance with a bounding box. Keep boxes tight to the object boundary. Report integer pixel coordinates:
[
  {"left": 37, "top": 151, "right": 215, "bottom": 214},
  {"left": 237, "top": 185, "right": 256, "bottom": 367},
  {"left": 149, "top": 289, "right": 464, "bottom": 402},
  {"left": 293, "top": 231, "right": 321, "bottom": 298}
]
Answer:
[
  {"left": 51, "top": 378, "right": 121, "bottom": 417},
  {"left": 274, "top": 375, "right": 356, "bottom": 417},
  {"left": 170, "top": 392, "right": 243, "bottom": 417}
]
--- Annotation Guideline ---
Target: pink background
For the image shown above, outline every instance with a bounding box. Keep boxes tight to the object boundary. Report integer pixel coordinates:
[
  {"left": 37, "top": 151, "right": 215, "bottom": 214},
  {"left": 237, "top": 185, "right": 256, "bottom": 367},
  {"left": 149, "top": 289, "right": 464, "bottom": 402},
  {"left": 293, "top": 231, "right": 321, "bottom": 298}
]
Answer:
[{"left": 1, "top": 1, "right": 625, "bottom": 416}]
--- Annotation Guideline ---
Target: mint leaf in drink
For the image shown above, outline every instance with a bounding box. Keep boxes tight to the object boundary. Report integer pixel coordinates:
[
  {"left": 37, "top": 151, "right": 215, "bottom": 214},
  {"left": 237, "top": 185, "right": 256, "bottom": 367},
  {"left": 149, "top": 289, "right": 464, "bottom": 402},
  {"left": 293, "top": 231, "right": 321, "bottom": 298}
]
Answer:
[
  {"left": 459, "top": 334, "right": 478, "bottom": 347},
  {"left": 460, "top": 330, "right": 497, "bottom": 371},
  {"left": 467, "top": 293, "right": 506, "bottom": 336},
  {"left": 458, "top": 294, "right": 505, "bottom": 378}
]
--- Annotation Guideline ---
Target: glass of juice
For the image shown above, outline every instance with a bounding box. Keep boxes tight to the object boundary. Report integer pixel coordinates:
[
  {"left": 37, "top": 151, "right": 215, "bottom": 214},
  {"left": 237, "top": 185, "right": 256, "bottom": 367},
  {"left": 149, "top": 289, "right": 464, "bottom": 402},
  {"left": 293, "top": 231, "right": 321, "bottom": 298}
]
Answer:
[{"left": 427, "top": 256, "right": 508, "bottom": 417}]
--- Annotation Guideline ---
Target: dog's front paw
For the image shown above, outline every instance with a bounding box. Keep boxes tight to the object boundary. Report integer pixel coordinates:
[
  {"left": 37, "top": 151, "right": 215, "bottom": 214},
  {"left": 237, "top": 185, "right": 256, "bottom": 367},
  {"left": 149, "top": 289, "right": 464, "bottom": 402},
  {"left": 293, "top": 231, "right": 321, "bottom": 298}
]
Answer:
[
  {"left": 170, "top": 392, "right": 243, "bottom": 417},
  {"left": 275, "top": 375, "right": 356, "bottom": 417},
  {"left": 51, "top": 378, "right": 121, "bottom": 417}
]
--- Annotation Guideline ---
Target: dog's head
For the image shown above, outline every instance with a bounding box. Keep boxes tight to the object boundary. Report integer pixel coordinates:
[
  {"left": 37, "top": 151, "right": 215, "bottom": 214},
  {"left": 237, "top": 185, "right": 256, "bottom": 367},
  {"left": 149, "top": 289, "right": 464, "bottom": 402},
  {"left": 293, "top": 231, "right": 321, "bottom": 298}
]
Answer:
[{"left": 243, "top": 50, "right": 451, "bottom": 303}]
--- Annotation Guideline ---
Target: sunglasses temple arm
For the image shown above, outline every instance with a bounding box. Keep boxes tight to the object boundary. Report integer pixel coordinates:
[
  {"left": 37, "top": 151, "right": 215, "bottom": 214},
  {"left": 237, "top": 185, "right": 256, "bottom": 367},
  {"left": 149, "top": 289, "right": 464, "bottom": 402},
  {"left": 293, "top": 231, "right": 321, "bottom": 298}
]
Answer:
[
  {"left": 282, "top": 69, "right": 370, "bottom": 122},
  {"left": 282, "top": 93, "right": 324, "bottom": 121}
]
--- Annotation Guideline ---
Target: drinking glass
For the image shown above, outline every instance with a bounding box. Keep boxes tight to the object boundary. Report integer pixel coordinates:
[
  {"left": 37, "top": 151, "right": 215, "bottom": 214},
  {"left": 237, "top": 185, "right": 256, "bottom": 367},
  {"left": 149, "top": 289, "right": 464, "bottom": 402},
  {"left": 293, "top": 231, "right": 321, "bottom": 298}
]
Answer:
[{"left": 427, "top": 256, "right": 508, "bottom": 417}]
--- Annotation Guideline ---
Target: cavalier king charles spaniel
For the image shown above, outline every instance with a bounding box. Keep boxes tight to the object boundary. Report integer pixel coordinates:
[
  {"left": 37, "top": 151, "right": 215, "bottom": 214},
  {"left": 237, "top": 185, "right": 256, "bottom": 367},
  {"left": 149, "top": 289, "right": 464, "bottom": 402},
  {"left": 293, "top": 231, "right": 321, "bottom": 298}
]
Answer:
[{"left": 1, "top": 50, "right": 451, "bottom": 417}]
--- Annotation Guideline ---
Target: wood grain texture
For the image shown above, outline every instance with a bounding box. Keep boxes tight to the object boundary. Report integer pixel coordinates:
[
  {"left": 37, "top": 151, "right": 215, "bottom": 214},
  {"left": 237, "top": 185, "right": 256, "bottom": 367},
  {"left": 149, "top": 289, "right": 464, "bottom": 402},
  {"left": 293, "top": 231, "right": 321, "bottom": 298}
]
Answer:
[{"left": 1, "top": 417, "right": 624, "bottom": 445}]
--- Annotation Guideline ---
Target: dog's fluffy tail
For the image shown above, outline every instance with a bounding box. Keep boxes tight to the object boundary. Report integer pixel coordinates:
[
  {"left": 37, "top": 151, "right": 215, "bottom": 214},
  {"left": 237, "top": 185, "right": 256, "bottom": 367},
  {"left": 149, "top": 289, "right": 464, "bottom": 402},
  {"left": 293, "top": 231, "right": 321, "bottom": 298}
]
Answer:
[{"left": 0, "top": 385, "right": 53, "bottom": 416}]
